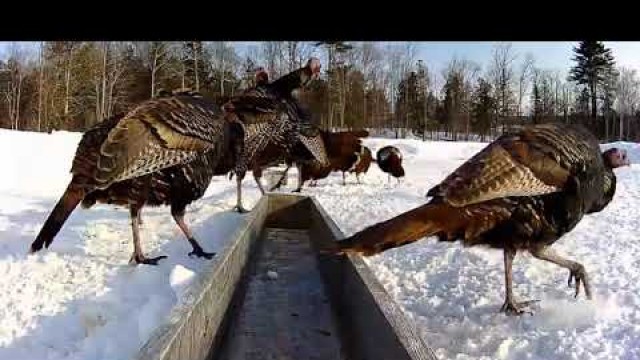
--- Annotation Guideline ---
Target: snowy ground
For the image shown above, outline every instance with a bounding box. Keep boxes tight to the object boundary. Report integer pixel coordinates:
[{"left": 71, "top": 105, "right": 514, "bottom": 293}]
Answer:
[{"left": 1, "top": 128, "right": 639, "bottom": 360}]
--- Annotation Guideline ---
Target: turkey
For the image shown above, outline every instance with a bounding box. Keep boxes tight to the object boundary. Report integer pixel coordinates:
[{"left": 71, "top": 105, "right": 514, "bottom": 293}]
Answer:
[
  {"left": 376, "top": 145, "right": 405, "bottom": 184},
  {"left": 29, "top": 59, "right": 323, "bottom": 265},
  {"left": 221, "top": 58, "right": 328, "bottom": 212},
  {"left": 229, "top": 66, "right": 328, "bottom": 196},
  {"left": 349, "top": 145, "right": 373, "bottom": 184},
  {"left": 290, "top": 130, "right": 369, "bottom": 191},
  {"left": 29, "top": 91, "right": 233, "bottom": 264},
  {"left": 331, "top": 123, "right": 630, "bottom": 315}
]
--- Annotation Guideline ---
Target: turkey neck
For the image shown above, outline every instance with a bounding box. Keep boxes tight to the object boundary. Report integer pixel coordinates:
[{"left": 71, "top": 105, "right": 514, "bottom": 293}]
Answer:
[{"left": 264, "top": 67, "right": 308, "bottom": 99}]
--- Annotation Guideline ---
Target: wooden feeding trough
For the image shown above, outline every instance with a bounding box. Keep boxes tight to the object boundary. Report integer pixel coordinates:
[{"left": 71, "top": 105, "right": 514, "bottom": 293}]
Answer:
[{"left": 135, "top": 193, "right": 438, "bottom": 360}]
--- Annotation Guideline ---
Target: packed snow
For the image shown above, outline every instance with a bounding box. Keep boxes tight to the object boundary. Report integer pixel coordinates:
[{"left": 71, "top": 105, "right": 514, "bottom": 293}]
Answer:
[{"left": 1, "top": 128, "right": 639, "bottom": 360}]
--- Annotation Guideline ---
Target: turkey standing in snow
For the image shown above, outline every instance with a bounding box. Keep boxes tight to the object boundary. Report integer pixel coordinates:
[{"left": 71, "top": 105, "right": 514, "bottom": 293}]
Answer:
[
  {"left": 350, "top": 145, "right": 373, "bottom": 184},
  {"left": 376, "top": 145, "right": 405, "bottom": 185},
  {"left": 286, "top": 130, "right": 369, "bottom": 191},
  {"left": 29, "top": 91, "right": 233, "bottom": 264},
  {"left": 221, "top": 58, "right": 328, "bottom": 212},
  {"left": 224, "top": 66, "right": 328, "bottom": 196},
  {"left": 29, "top": 59, "right": 325, "bottom": 265},
  {"left": 331, "top": 123, "right": 630, "bottom": 315}
]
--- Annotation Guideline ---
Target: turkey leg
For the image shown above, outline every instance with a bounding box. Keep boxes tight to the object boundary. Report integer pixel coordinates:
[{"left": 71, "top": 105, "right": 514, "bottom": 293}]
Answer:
[
  {"left": 253, "top": 171, "right": 266, "bottom": 195},
  {"left": 500, "top": 248, "right": 538, "bottom": 315},
  {"left": 234, "top": 174, "right": 249, "bottom": 213},
  {"left": 292, "top": 164, "right": 303, "bottom": 193},
  {"left": 171, "top": 207, "right": 215, "bottom": 259},
  {"left": 129, "top": 205, "right": 167, "bottom": 265},
  {"left": 531, "top": 246, "right": 592, "bottom": 299},
  {"left": 269, "top": 165, "right": 290, "bottom": 191}
]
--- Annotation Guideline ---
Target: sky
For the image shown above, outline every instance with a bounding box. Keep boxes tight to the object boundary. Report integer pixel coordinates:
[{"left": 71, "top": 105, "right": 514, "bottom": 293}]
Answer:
[{"left": 2, "top": 41, "right": 639, "bottom": 80}]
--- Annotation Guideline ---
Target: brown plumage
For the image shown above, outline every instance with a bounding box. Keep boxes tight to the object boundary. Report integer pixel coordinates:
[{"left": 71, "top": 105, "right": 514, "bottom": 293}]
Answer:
[
  {"left": 220, "top": 58, "right": 328, "bottom": 212},
  {"left": 332, "top": 123, "right": 630, "bottom": 315},
  {"left": 349, "top": 145, "right": 373, "bottom": 184},
  {"left": 292, "top": 129, "right": 369, "bottom": 191},
  {"left": 28, "top": 60, "right": 324, "bottom": 265},
  {"left": 29, "top": 93, "right": 231, "bottom": 265},
  {"left": 376, "top": 145, "right": 405, "bottom": 184},
  {"left": 215, "top": 63, "right": 329, "bottom": 197}
]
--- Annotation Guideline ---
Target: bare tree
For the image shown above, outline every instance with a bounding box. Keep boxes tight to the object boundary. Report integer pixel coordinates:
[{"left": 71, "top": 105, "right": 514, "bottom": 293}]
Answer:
[
  {"left": 37, "top": 42, "right": 45, "bottom": 131},
  {"left": 616, "top": 67, "right": 640, "bottom": 140},
  {"left": 359, "top": 42, "right": 382, "bottom": 127},
  {"left": 516, "top": 53, "right": 534, "bottom": 116},
  {"left": 135, "top": 41, "right": 174, "bottom": 98},
  {"left": 489, "top": 43, "right": 516, "bottom": 132},
  {"left": 261, "top": 42, "right": 284, "bottom": 79},
  {"left": 3, "top": 43, "right": 28, "bottom": 130},
  {"left": 209, "top": 42, "right": 239, "bottom": 98}
]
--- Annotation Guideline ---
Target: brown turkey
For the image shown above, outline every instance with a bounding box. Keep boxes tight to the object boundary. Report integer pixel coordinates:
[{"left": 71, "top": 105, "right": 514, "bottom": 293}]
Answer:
[
  {"left": 29, "top": 91, "right": 234, "bottom": 265},
  {"left": 349, "top": 145, "right": 373, "bottom": 184},
  {"left": 221, "top": 58, "right": 328, "bottom": 211},
  {"left": 376, "top": 145, "right": 405, "bottom": 184},
  {"left": 29, "top": 60, "right": 324, "bottom": 265},
  {"left": 331, "top": 123, "right": 630, "bottom": 315},
  {"left": 289, "top": 129, "right": 369, "bottom": 191},
  {"left": 223, "top": 66, "right": 328, "bottom": 196}
]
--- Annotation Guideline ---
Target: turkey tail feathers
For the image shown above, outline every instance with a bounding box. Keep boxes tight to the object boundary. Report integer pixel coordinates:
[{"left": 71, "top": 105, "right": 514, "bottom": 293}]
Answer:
[
  {"left": 30, "top": 182, "right": 84, "bottom": 253},
  {"left": 332, "top": 203, "right": 455, "bottom": 256}
]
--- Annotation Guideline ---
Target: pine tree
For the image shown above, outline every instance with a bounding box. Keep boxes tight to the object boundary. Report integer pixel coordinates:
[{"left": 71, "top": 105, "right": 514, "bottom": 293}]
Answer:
[
  {"left": 471, "top": 77, "right": 495, "bottom": 140},
  {"left": 569, "top": 41, "right": 617, "bottom": 119},
  {"left": 443, "top": 70, "right": 464, "bottom": 140}
]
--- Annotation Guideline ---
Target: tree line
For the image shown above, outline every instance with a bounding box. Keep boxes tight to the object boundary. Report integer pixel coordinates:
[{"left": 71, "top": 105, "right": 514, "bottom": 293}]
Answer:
[{"left": 1, "top": 41, "right": 638, "bottom": 142}]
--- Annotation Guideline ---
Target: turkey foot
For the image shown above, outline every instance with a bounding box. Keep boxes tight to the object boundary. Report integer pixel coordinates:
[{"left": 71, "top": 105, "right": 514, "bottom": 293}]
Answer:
[
  {"left": 500, "top": 299, "right": 539, "bottom": 316},
  {"left": 530, "top": 247, "right": 592, "bottom": 300},
  {"left": 129, "top": 206, "right": 166, "bottom": 265},
  {"left": 130, "top": 254, "right": 168, "bottom": 266},
  {"left": 233, "top": 205, "right": 249, "bottom": 213},
  {"left": 188, "top": 243, "right": 216, "bottom": 259},
  {"left": 568, "top": 265, "right": 592, "bottom": 299}
]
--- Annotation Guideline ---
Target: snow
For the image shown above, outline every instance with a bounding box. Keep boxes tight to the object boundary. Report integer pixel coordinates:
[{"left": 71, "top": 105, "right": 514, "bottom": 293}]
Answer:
[{"left": 1, "top": 128, "right": 639, "bottom": 359}]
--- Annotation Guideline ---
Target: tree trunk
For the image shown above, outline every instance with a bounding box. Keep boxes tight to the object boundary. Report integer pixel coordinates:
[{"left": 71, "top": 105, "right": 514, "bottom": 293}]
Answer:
[
  {"left": 194, "top": 44, "right": 200, "bottom": 91},
  {"left": 220, "top": 56, "right": 226, "bottom": 97},
  {"left": 590, "top": 81, "right": 597, "bottom": 120},
  {"left": 101, "top": 43, "right": 108, "bottom": 120},
  {"left": 151, "top": 54, "right": 157, "bottom": 98},
  {"left": 37, "top": 42, "right": 44, "bottom": 132},
  {"left": 16, "top": 74, "right": 22, "bottom": 130},
  {"left": 64, "top": 54, "right": 71, "bottom": 116}
]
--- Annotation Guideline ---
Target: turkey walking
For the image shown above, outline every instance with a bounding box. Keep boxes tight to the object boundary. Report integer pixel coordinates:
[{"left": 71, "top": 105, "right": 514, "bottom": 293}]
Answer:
[
  {"left": 29, "top": 91, "right": 233, "bottom": 264},
  {"left": 331, "top": 123, "right": 630, "bottom": 315}
]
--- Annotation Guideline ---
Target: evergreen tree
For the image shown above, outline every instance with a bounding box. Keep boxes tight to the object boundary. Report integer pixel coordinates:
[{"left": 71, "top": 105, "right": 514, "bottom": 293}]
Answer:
[
  {"left": 569, "top": 41, "right": 617, "bottom": 119},
  {"left": 443, "top": 70, "right": 464, "bottom": 140},
  {"left": 471, "top": 77, "right": 495, "bottom": 140}
]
